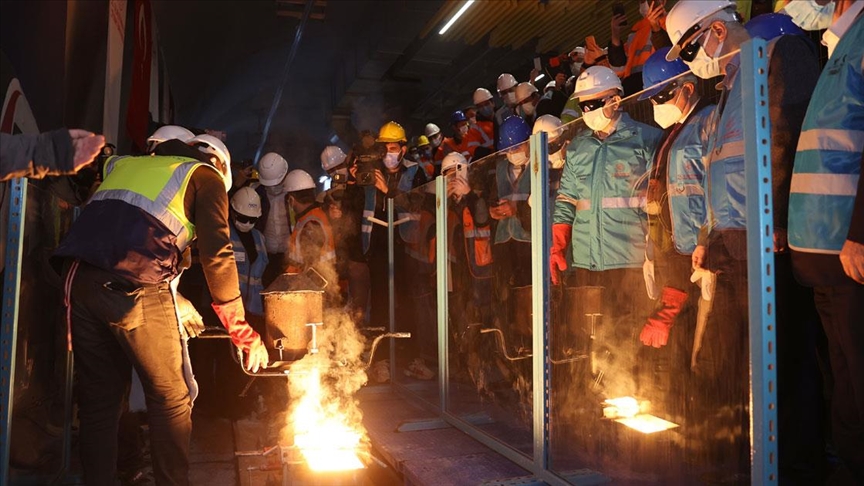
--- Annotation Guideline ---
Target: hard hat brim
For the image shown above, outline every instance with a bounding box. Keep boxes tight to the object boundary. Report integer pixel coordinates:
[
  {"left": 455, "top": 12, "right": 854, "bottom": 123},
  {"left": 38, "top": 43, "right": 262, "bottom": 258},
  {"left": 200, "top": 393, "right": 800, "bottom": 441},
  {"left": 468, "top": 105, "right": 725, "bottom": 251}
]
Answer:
[
  {"left": 259, "top": 175, "right": 284, "bottom": 186},
  {"left": 637, "top": 82, "right": 672, "bottom": 101}
]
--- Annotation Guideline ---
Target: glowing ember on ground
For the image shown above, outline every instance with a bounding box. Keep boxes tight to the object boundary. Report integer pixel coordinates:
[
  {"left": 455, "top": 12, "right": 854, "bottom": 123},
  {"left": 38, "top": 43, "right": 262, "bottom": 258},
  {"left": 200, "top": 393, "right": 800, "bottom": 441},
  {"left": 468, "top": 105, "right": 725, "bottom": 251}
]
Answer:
[
  {"left": 291, "top": 367, "right": 365, "bottom": 471},
  {"left": 603, "top": 396, "right": 678, "bottom": 434},
  {"left": 614, "top": 414, "right": 679, "bottom": 434}
]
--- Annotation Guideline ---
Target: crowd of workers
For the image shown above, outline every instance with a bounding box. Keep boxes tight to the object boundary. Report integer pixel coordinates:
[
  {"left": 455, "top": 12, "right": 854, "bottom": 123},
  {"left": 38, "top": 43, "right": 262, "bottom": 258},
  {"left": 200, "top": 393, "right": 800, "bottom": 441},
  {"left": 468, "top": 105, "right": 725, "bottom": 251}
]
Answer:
[{"left": 2, "top": 0, "right": 861, "bottom": 484}]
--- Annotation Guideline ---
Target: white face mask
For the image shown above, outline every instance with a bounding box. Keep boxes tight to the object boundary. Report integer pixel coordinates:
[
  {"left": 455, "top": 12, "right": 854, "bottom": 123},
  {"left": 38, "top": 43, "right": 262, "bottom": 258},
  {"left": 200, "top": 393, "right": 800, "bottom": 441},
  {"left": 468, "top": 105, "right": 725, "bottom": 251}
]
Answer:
[
  {"left": 687, "top": 31, "right": 724, "bottom": 79},
  {"left": 266, "top": 184, "right": 285, "bottom": 197},
  {"left": 383, "top": 152, "right": 401, "bottom": 169},
  {"left": 507, "top": 151, "right": 529, "bottom": 167},
  {"left": 430, "top": 134, "right": 442, "bottom": 148},
  {"left": 639, "top": 1, "right": 650, "bottom": 17},
  {"left": 570, "top": 61, "right": 583, "bottom": 76},
  {"left": 504, "top": 92, "right": 517, "bottom": 106},
  {"left": 458, "top": 124, "right": 469, "bottom": 136},
  {"left": 653, "top": 102, "right": 684, "bottom": 129},
  {"left": 783, "top": 0, "right": 835, "bottom": 31},
  {"left": 583, "top": 108, "right": 613, "bottom": 132},
  {"left": 468, "top": 117, "right": 477, "bottom": 126},
  {"left": 549, "top": 149, "right": 566, "bottom": 169},
  {"left": 235, "top": 220, "right": 255, "bottom": 233},
  {"left": 520, "top": 102, "right": 536, "bottom": 117}
]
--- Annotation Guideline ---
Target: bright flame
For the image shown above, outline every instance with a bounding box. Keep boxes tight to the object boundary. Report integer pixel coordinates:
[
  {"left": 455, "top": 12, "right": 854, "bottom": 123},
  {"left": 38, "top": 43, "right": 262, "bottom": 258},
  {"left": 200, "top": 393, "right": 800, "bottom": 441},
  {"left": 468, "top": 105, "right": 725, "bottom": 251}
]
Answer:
[
  {"left": 604, "top": 396, "right": 639, "bottom": 418},
  {"left": 291, "top": 367, "right": 365, "bottom": 471},
  {"left": 603, "top": 396, "right": 678, "bottom": 434}
]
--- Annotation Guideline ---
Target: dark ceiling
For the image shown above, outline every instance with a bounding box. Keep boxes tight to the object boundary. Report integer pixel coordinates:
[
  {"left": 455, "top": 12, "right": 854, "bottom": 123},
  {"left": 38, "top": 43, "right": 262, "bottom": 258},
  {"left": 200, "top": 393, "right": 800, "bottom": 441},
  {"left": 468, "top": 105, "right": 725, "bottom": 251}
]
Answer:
[{"left": 152, "top": 0, "right": 644, "bottom": 175}]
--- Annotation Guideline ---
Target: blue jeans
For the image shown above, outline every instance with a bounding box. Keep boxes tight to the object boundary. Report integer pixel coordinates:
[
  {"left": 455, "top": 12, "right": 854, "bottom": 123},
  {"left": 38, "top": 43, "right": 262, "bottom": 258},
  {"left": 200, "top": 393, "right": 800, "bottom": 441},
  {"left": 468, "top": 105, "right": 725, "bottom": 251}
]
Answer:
[{"left": 66, "top": 261, "right": 191, "bottom": 486}]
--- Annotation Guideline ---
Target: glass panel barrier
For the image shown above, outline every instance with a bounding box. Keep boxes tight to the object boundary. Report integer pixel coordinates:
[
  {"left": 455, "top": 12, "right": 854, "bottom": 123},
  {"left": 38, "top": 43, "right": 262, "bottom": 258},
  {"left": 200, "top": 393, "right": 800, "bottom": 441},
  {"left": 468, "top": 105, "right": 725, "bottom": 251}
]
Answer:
[
  {"left": 391, "top": 180, "right": 441, "bottom": 407},
  {"left": 385, "top": 40, "right": 777, "bottom": 484},
  {"left": 547, "top": 47, "right": 765, "bottom": 483},
  {"left": 443, "top": 137, "right": 536, "bottom": 459}
]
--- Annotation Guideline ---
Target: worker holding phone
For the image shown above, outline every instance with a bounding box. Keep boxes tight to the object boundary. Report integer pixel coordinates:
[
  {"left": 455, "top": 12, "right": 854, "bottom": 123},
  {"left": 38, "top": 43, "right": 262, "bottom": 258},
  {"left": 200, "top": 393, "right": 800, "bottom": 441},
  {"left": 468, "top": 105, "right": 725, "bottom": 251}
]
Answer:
[{"left": 608, "top": 0, "right": 672, "bottom": 96}]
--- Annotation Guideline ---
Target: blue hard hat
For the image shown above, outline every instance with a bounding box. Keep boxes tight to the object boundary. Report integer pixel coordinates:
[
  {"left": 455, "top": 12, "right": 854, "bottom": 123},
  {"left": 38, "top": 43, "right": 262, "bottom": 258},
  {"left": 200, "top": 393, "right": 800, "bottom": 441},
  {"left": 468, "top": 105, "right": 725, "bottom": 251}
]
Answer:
[
  {"left": 498, "top": 116, "right": 531, "bottom": 150},
  {"left": 639, "top": 46, "right": 690, "bottom": 101},
  {"left": 451, "top": 110, "right": 468, "bottom": 124},
  {"left": 745, "top": 13, "right": 805, "bottom": 40}
]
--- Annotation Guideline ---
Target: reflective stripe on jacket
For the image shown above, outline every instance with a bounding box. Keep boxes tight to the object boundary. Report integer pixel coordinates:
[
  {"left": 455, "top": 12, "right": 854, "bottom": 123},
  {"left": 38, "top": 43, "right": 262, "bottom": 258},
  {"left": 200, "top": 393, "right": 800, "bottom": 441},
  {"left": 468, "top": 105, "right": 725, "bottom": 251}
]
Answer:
[
  {"left": 230, "top": 226, "right": 268, "bottom": 315},
  {"left": 473, "top": 121, "right": 495, "bottom": 149},
  {"left": 94, "top": 155, "right": 215, "bottom": 250},
  {"left": 789, "top": 19, "right": 864, "bottom": 254},
  {"left": 553, "top": 113, "right": 662, "bottom": 270},
  {"left": 494, "top": 158, "right": 532, "bottom": 244},
  {"left": 402, "top": 208, "right": 435, "bottom": 264},
  {"left": 666, "top": 104, "right": 714, "bottom": 254}
]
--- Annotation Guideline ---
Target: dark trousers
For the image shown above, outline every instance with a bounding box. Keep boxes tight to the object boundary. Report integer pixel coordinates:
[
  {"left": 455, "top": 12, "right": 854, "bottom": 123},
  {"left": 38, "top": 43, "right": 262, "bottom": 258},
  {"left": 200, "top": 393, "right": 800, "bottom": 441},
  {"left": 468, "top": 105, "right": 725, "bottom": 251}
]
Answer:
[
  {"left": 67, "top": 262, "right": 191, "bottom": 486},
  {"left": 813, "top": 283, "right": 864, "bottom": 482},
  {"left": 774, "top": 254, "right": 826, "bottom": 481}
]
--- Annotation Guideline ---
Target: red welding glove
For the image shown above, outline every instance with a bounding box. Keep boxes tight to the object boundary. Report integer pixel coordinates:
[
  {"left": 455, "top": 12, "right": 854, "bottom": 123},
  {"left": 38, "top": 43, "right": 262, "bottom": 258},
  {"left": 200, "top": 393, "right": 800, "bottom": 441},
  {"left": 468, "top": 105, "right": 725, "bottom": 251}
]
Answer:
[
  {"left": 639, "top": 286, "right": 688, "bottom": 348},
  {"left": 550, "top": 223, "right": 572, "bottom": 285},
  {"left": 212, "top": 297, "right": 269, "bottom": 372}
]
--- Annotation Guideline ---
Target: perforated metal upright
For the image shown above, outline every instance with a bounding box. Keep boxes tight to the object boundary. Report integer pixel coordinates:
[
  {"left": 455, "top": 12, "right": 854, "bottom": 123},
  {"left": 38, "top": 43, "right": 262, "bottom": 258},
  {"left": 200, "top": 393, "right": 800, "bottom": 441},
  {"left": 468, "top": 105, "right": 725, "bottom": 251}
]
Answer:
[{"left": 741, "top": 37, "right": 779, "bottom": 485}]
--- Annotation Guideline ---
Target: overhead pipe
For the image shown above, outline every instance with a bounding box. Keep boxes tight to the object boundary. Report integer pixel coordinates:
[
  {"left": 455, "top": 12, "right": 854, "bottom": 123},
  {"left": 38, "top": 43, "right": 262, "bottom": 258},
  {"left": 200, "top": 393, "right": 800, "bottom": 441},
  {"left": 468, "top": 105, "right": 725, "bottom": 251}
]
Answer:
[{"left": 253, "top": 0, "right": 315, "bottom": 164}]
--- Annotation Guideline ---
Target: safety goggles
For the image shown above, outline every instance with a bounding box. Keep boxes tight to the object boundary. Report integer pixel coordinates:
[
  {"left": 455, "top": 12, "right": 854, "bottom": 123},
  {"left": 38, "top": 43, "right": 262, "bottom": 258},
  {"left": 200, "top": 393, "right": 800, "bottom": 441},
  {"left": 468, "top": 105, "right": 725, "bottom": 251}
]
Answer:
[
  {"left": 649, "top": 82, "right": 680, "bottom": 105},
  {"left": 235, "top": 213, "right": 259, "bottom": 225},
  {"left": 679, "top": 30, "right": 708, "bottom": 62},
  {"left": 578, "top": 96, "right": 614, "bottom": 113}
]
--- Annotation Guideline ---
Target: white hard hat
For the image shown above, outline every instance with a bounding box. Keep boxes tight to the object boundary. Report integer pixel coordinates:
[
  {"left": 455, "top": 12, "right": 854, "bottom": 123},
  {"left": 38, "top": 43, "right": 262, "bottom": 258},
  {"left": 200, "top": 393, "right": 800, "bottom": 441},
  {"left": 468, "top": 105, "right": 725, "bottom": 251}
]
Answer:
[
  {"left": 572, "top": 66, "right": 623, "bottom": 99},
  {"left": 320, "top": 146, "right": 346, "bottom": 171},
  {"left": 497, "top": 73, "right": 518, "bottom": 93},
  {"left": 665, "top": 0, "right": 737, "bottom": 61},
  {"left": 230, "top": 186, "right": 262, "bottom": 218},
  {"left": 514, "top": 82, "right": 538, "bottom": 105},
  {"left": 283, "top": 169, "right": 316, "bottom": 193},
  {"left": 473, "top": 88, "right": 494, "bottom": 105},
  {"left": 188, "top": 134, "right": 232, "bottom": 192},
  {"left": 544, "top": 80, "right": 557, "bottom": 92},
  {"left": 257, "top": 152, "right": 289, "bottom": 186},
  {"left": 424, "top": 123, "right": 441, "bottom": 138},
  {"left": 146, "top": 125, "right": 194, "bottom": 152},
  {"left": 441, "top": 152, "right": 467, "bottom": 174},
  {"left": 570, "top": 46, "right": 586, "bottom": 57},
  {"left": 532, "top": 114, "right": 563, "bottom": 141}
]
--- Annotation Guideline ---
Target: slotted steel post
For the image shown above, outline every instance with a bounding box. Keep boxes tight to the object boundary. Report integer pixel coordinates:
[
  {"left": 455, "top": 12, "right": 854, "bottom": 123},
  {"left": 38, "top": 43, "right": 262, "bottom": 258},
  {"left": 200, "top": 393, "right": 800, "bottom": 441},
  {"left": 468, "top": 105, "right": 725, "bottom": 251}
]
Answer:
[{"left": 741, "top": 37, "right": 779, "bottom": 485}]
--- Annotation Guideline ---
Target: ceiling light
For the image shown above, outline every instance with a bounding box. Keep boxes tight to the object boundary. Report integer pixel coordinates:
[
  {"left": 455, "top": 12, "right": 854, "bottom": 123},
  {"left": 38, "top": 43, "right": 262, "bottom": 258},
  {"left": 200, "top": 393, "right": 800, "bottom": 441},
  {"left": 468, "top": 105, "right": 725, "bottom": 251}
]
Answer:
[
  {"left": 534, "top": 73, "right": 545, "bottom": 82},
  {"left": 439, "top": 0, "right": 475, "bottom": 35}
]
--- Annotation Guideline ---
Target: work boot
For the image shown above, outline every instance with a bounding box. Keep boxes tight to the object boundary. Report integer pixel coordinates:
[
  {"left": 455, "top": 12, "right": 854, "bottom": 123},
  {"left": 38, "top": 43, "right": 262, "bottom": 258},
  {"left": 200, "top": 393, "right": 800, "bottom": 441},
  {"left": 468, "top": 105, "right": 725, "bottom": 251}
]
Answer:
[{"left": 639, "top": 286, "right": 688, "bottom": 348}]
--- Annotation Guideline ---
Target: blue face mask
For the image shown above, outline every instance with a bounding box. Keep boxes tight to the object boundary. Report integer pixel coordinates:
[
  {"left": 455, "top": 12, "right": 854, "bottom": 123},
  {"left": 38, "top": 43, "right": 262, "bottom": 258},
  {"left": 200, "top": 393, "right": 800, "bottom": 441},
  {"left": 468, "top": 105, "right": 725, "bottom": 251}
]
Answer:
[
  {"left": 478, "top": 105, "right": 494, "bottom": 118},
  {"left": 783, "top": 0, "right": 835, "bottom": 31}
]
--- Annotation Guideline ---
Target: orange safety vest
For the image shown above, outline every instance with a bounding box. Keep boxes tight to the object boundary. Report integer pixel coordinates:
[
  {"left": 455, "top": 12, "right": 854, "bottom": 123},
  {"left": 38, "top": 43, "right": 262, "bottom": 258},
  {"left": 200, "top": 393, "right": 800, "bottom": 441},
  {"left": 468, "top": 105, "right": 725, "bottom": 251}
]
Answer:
[
  {"left": 287, "top": 206, "right": 335, "bottom": 270},
  {"left": 616, "top": 17, "right": 664, "bottom": 79},
  {"left": 459, "top": 205, "right": 493, "bottom": 279},
  {"left": 434, "top": 131, "right": 482, "bottom": 162},
  {"left": 472, "top": 121, "right": 494, "bottom": 149}
]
